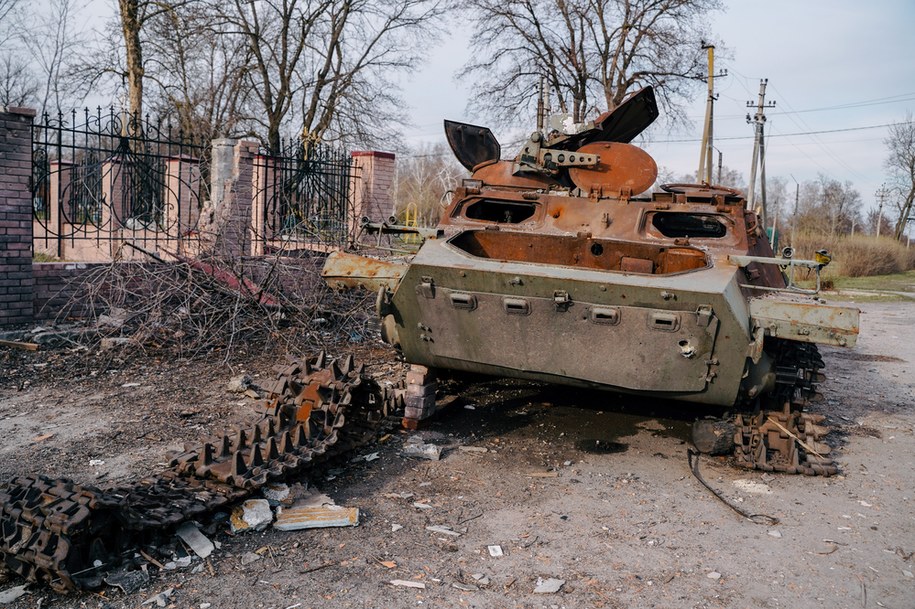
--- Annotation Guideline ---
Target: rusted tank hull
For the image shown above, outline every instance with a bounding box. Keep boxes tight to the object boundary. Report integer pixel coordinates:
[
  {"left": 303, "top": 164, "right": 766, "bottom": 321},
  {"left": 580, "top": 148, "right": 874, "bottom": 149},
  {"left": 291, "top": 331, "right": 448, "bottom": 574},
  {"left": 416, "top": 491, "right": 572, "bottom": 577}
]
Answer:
[{"left": 381, "top": 234, "right": 741, "bottom": 406}]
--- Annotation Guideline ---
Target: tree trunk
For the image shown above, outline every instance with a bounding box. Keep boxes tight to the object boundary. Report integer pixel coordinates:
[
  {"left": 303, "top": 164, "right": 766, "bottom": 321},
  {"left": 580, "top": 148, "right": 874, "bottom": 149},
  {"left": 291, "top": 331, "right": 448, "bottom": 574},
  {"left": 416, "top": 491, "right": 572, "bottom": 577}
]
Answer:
[{"left": 118, "top": 0, "right": 144, "bottom": 122}]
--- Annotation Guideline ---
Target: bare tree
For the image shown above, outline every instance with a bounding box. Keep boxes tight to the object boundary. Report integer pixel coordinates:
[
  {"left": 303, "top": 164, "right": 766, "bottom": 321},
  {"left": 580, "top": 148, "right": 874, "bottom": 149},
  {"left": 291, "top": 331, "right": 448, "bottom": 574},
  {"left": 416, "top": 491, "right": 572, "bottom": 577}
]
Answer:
[
  {"left": 795, "top": 175, "right": 862, "bottom": 236},
  {"left": 144, "top": 3, "right": 252, "bottom": 140},
  {"left": 219, "top": 0, "right": 447, "bottom": 151},
  {"left": 392, "top": 143, "right": 465, "bottom": 226},
  {"left": 459, "top": 0, "right": 721, "bottom": 126},
  {"left": 17, "top": 0, "right": 86, "bottom": 115},
  {"left": 0, "top": 55, "right": 38, "bottom": 107},
  {"left": 884, "top": 113, "right": 915, "bottom": 240}
]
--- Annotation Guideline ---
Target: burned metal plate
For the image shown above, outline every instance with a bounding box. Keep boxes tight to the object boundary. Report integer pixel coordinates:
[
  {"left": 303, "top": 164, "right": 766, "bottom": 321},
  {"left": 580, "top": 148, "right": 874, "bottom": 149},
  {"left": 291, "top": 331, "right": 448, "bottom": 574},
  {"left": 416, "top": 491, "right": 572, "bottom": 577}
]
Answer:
[{"left": 420, "top": 288, "right": 719, "bottom": 393}]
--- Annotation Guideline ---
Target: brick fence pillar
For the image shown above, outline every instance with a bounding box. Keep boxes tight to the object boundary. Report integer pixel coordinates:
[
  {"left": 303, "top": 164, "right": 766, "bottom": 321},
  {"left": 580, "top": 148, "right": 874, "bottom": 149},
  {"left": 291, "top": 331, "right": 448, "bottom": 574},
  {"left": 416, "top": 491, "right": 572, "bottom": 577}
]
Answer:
[
  {"left": 0, "top": 106, "right": 36, "bottom": 327},
  {"left": 202, "top": 138, "right": 257, "bottom": 259},
  {"left": 351, "top": 151, "right": 395, "bottom": 238}
]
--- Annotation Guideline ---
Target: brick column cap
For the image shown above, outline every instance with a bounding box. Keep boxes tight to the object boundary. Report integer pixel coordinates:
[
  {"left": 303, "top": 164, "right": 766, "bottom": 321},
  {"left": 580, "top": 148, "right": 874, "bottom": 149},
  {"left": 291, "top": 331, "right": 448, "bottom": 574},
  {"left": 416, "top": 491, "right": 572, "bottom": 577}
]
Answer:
[
  {"left": 351, "top": 150, "right": 395, "bottom": 160},
  {"left": 1, "top": 106, "right": 37, "bottom": 117}
]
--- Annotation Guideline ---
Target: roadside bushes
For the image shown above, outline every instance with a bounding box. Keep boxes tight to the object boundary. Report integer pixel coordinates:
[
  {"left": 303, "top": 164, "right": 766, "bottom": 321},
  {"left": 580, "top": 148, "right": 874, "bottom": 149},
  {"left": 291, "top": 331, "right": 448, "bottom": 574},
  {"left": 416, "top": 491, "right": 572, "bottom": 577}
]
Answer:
[{"left": 788, "top": 232, "right": 915, "bottom": 277}]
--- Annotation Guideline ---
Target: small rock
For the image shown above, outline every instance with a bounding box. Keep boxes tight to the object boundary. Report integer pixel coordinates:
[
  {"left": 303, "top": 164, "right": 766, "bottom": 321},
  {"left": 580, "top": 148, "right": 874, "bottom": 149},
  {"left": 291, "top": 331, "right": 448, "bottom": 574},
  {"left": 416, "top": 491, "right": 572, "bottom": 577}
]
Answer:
[
  {"left": 391, "top": 523, "right": 403, "bottom": 532},
  {"left": 101, "top": 337, "right": 132, "bottom": 350},
  {"left": 768, "top": 530, "right": 782, "bottom": 539},
  {"left": 458, "top": 446, "right": 488, "bottom": 454},
  {"left": 262, "top": 483, "right": 292, "bottom": 506},
  {"left": 533, "top": 577, "right": 564, "bottom": 593},
  {"left": 471, "top": 573, "right": 491, "bottom": 586},
  {"left": 488, "top": 545, "right": 504, "bottom": 557},
  {"left": 452, "top": 582, "right": 478, "bottom": 591},
  {"left": 903, "top": 570, "right": 913, "bottom": 578},
  {"left": 402, "top": 439, "right": 442, "bottom": 461},
  {"left": 226, "top": 375, "right": 252, "bottom": 393},
  {"left": 175, "top": 556, "right": 192, "bottom": 568},
  {"left": 230, "top": 499, "right": 273, "bottom": 533},
  {"left": 200, "top": 604, "right": 212, "bottom": 609},
  {"left": 141, "top": 587, "right": 174, "bottom": 607},
  {"left": 176, "top": 522, "right": 215, "bottom": 558},
  {"left": 389, "top": 579, "right": 425, "bottom": 589},
  {"left": 104, "top": 568, "right": 149, "bottom": 593},
  {"left": 426, "top": 525, "right": 461, "bottom": 537},
  {"left": 412, "top": 502, "right": 433, "bottom": 510},
  {"left": 707, "top": 571, "right": 722, "bottom": 580},
  {"left": 163, "top": 561, "right": 177, "bottom": 571},
  {"left": 120, "top": 382, "right": 141, "bottom": 388},
  {"left": 240, "top": 552, "right": 262, "bottom": 566}
]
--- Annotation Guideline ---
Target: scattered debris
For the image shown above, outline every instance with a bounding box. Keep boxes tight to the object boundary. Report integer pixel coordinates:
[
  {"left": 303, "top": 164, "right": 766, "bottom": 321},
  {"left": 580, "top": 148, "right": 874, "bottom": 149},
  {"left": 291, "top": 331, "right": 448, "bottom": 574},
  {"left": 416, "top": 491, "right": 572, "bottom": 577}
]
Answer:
[
  {"left": 384, "top": 492, "right": 414, "bottom": 500},
  {"left": 389, "top": 579, "right": 426, "bottom": 589},
  {"left": 471, "top": 573, "right": 490, "bottom": 586},
  {"left": 141, "top": 587, "right": 174, "bottom": 607},
  {"left": 88, "top": 459, "right": 105, "bottom": 467},
  {"left": 527, "top": 471, "right": 559, "bottom": 478},
  {"left": 30, "top": 433, "right": 55, "bottom": 443},
  {"left": 402, "top": 437, "right": 443, "bottom": 461},
  {"left": 262, "top": 482, "right": 292, "bottom": 506},
  {"left": 413, "top": 502, "right": 434, "bottom": 510},
  {"left": 100, "top": 337, "right": 132, "bottom": 350},
  {"left": 120, "top": 382, "right": 142, "bottom": 388},
  {"left": 274, "top": 490, "right": 359, "bottom": 531},
  {"left": 104, "top": 568, "right": 149, "bottom": 593},
  {"left": 230, "top": 499, "right": 274, "bottom": 533},
  {"left": 458, "top": 446, "right": 488, "bottom": 454},
  {"left": 227, "top": 375, "right": 253, "bottom": 393},
  {"left": 363, "top": 452, "right": 380, "bottom": 462},
  {"left": 426, "top": 525, "right": 461, "bottom": 537},
  {"left": 240, "top": 552, "right": 262, "bottom": 566},
  {"left": 391, "top": 524, "right": 403, "bottom": 532},
  {"left": 768, "top": 530, "right": 783, "bottom": 539},
  {"left": 733, "top": 479, "right": 773, "bottom": 494},
  {"left": 707, "top": 571, "right": 722, "bottom": 580},
  {"left": 0, "top": 584, "right": 29, "bottom": 603},
  {"left": 452, "top": 582, "right": 478, "bottom": 591},
  {"left": 488, "top": 545, "right": 504, "bottom": 557},
  {"left": 533, "top": 577, "right": 565, "bottom": 593},
  {"left": 176, "top": 522, "right": 215, "bottom": 558},
  {"left": 378, "top": 559, "right": 397, "bottom": 569}
]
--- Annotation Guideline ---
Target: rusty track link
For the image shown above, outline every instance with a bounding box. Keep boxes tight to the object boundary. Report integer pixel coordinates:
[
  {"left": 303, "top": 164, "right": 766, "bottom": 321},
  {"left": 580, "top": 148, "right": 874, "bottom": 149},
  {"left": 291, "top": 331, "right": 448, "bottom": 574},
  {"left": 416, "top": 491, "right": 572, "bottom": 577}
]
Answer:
[
  {"left": 734, "top": 341, "right": 837, "bottom": 476},
  {"left": 0, "top": 352, "right": 401, "bottom": 592}
]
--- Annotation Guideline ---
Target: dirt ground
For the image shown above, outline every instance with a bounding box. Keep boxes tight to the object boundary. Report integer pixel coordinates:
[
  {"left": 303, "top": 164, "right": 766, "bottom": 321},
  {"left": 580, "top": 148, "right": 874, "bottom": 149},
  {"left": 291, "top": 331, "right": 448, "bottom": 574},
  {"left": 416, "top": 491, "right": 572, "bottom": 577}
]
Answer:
[{"left": 1, "top": 299, "right": 913, "bottom": 609}]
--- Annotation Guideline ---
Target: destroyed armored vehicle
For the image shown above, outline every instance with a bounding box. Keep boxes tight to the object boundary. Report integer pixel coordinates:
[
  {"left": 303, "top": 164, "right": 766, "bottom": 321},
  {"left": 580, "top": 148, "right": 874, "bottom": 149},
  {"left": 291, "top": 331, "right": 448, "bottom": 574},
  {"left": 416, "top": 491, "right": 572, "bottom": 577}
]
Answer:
[{"left": 324, "top": 87, "right": 859, "bottom": 475}]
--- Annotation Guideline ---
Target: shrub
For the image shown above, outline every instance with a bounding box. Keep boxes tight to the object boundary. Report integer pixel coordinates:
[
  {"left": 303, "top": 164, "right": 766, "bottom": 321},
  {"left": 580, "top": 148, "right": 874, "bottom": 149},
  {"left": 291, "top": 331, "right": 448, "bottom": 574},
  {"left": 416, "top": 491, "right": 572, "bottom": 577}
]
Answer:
[{"left": 787, "top": 232, "right": 915, "bottom": 278}]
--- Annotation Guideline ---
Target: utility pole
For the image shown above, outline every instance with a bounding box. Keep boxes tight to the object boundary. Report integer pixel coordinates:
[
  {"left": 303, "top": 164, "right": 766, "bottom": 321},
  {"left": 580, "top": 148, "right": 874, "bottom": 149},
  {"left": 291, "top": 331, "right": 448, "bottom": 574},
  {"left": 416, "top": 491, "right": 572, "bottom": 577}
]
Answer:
[
  {"left": 747, "top": 79, "right": 776, "bottom": 232},
  {"left": 875, "top": 183, "right": 888, "bottom": 237},
  {"left": 697, "top": 43, "right": 726, "bottom": 184},
  {"left": 790, "top": 174, "right": 800, "bottom": 249}
]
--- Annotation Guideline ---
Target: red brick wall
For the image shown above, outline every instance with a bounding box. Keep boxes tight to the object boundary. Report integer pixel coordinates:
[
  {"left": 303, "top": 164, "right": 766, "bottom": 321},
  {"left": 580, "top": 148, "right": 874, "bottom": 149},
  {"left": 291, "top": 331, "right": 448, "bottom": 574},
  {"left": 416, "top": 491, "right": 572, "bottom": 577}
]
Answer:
[{"left": 0, "top": 107, "right": 36, "bottom": 326}]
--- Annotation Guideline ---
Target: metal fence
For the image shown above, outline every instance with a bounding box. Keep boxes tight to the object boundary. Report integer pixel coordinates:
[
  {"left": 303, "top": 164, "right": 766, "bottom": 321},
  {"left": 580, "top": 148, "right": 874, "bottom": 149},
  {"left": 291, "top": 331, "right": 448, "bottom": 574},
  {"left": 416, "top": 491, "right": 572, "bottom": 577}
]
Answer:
[
  {"left": 31, "top": 108, "right": 208, "bottom": 260},
  {"left": 253, "top": 139, "right": 357, "bottom": 252}
]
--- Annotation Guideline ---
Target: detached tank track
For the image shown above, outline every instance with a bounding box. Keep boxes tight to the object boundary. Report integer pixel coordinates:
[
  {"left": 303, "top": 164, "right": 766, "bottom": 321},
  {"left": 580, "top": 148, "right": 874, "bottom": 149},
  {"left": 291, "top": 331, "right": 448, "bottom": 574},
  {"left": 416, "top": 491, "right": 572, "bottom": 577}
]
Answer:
[
  {"left": 0, "top": 353, "right": 402, "bottom": 593},
  {"left": 733, "top": 340, "right": 836, "bottom": 475}
]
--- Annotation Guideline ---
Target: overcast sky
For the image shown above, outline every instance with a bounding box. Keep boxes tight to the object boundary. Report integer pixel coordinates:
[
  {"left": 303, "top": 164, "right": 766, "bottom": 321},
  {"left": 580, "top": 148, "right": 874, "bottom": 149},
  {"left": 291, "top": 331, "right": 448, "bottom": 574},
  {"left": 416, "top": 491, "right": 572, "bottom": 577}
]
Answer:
[{"left": 400, "top": 0, "right": 915, "bottom": 217}]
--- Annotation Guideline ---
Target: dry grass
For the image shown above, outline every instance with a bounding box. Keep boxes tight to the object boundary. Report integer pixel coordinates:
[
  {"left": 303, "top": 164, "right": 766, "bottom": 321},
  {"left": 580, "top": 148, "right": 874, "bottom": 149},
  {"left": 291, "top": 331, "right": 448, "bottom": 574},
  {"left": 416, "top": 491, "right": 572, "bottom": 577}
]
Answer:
[{"left": 789, "top": 233, "right": 915, "bottom": 277}]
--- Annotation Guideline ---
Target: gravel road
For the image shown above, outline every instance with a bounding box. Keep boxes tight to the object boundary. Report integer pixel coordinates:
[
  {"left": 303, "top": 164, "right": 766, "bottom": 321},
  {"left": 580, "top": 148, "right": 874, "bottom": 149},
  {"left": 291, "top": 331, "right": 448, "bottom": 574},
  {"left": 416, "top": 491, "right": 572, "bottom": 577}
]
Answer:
[{"left": 1, "top": 300, "right": 913, "bottom": 609}]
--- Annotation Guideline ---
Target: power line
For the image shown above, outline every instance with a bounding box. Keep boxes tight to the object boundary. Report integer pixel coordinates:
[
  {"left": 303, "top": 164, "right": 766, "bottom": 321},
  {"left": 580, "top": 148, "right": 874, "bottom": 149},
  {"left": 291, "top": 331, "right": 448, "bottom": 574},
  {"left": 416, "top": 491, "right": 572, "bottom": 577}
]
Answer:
[{"left": 647, "top": 121, "right": 911, "bottom": 144}]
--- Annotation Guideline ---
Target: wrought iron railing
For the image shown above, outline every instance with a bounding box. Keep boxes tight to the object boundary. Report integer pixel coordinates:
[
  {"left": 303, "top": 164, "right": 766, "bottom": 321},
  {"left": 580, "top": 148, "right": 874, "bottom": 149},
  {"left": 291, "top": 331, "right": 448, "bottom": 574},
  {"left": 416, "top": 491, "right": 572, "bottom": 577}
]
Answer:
[
  {"left": 31, "top": 108, "right": 208, "bottom": 259},
  {"left": 253, "top": 139, "right": 357, "bottom": 251}
]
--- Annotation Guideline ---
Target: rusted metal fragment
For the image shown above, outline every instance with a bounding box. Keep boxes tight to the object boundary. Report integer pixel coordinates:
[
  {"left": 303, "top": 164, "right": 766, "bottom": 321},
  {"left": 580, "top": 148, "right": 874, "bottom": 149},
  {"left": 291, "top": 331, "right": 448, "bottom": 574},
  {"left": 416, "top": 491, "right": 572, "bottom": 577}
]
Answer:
[
  {"left": 750, "top": 298, "right": 859, "bottom": 347},
  {"left": 322, "top": 251, "right": 407, "bottom": 291}
]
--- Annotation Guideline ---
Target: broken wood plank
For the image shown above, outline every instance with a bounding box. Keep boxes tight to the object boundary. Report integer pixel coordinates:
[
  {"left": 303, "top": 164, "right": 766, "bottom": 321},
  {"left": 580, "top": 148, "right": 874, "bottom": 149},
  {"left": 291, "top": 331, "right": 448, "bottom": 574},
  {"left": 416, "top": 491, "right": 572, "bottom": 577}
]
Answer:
[{"left": 0, "top": 339, "right": 39, "bottom": 351}]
